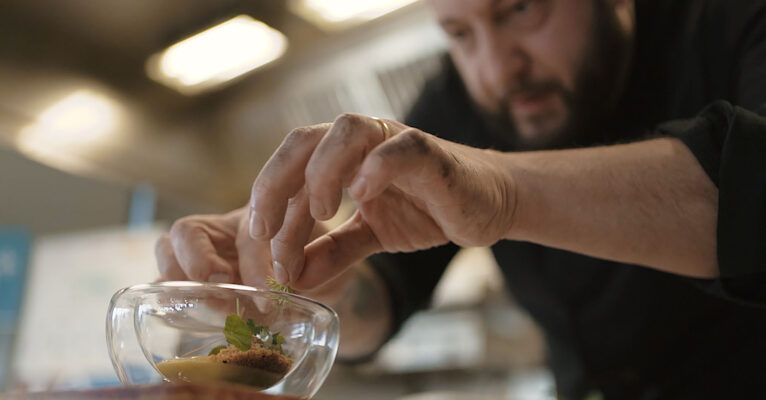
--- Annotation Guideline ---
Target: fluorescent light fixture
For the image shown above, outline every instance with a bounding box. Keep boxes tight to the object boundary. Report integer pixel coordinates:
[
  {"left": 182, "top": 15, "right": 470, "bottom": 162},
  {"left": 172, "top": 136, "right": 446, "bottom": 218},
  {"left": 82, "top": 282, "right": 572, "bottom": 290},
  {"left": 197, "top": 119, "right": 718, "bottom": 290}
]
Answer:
[
  {"left": 289, "top": 0, "right": 419, "bottom": 30},
  {"left": 16, "top": 89, "right": 121, "bottom": 171},
  {"left": 147, "top": 15, "right": 288, "bottom": 95},
  {"left": 18, "top": 90, "right": 119, "bottom": 149}
]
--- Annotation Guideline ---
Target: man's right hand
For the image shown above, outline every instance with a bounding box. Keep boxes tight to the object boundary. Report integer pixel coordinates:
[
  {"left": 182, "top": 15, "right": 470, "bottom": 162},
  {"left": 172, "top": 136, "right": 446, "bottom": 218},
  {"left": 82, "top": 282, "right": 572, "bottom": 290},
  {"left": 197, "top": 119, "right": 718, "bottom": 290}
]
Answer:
[{"left": 249, "top": 113, "right": 516, "bottom": 292}]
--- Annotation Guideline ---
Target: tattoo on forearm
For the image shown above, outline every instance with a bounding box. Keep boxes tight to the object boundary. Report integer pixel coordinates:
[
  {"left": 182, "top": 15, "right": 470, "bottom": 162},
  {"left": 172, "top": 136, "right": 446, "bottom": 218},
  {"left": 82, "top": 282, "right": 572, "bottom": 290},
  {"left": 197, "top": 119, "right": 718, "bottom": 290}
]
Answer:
[{"left": 338, "top": 268, "right": 379, "bottom": 319}]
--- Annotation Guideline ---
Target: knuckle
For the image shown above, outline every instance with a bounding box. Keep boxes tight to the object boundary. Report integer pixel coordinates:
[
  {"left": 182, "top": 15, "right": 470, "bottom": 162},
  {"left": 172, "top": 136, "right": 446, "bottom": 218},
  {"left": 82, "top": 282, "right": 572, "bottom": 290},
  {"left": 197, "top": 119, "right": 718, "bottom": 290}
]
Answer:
[
  {"left": 270, "top": 234, "right": 291, "bottom": 251},
  {"left": 267, "top": 150, "right": 293, "bottom": 174},
  {"left": 333, "top": 113, "right": 364, "bottom": 131},
  {"left": 284, "top": 126, "right": 315, "bottom": 146},
  {"left": 252, "top": 175, "right": 275, "bottom": 198},
  {"left": 399, "top": 128, "right": 431, "bottom": 154},
  {"left": 172, "top": 221, "right": 205, "bottom": 243},
  {"left": 330, "top": 122, "right": 358, "bottom": 146},
  {"left": 169, "top": 217, "right": 194, "bottom": 237},
  {"left": 270, "top": 126, "right": 321, "bottom": 169},
  {"left": 375, "top": 128, "right": 430, "bottom": 162}
]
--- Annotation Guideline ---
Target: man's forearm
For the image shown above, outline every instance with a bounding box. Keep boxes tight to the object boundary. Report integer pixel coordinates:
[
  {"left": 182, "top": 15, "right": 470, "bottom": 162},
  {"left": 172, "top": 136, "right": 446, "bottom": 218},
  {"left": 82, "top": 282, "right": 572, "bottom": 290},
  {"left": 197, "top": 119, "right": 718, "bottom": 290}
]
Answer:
[{"left": 500, "top": 137, "right": 719, "bottom": 277}]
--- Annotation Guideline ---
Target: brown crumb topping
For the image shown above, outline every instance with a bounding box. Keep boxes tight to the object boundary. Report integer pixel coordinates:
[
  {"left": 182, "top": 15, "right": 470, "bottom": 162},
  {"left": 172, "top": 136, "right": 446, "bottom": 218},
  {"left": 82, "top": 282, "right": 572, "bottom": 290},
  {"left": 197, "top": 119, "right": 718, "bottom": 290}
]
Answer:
[{"left": 212, "top": 341, "right": 292, "bottom": 375}]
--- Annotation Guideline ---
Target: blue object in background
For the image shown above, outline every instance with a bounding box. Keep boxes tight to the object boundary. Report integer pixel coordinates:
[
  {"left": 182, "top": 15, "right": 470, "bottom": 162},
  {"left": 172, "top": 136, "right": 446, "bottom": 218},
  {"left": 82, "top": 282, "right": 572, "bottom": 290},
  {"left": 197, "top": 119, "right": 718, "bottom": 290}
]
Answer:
[
  {"left": 128, "top": 182, "right": 156, "bottom": 230},
  {"left": 0, "top": 228, "right": 32, "bottom": 391}
]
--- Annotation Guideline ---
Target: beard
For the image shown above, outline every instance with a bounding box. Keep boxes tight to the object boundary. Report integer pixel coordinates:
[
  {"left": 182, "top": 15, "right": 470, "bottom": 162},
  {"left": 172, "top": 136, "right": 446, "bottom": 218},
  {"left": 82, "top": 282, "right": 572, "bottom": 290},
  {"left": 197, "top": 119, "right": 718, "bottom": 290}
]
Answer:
[{"left": 473, "top": 0, "right": 633, "bottom": 151}]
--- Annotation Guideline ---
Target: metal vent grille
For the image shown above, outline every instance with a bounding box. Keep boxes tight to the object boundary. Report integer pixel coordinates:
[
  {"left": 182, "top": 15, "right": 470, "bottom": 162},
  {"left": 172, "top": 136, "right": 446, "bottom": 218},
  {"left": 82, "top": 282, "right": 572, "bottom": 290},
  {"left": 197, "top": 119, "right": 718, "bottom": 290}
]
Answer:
[
  {"left": 274, "top": 51, "right": 445, "bottom": 132},
  {"left": 377, "top": 51, "right": 445, "bottom": 120},
  {"left": 280, "top": 82, "right": 355, "bottom": 129}
]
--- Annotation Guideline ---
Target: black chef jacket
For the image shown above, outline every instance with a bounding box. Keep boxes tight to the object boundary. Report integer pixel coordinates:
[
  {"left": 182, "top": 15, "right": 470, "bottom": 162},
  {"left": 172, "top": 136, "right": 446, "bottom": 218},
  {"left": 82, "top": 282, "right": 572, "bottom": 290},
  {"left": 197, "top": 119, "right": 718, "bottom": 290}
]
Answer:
[{"left": 367, "top": 0, "right": 766, "bottom": 398}]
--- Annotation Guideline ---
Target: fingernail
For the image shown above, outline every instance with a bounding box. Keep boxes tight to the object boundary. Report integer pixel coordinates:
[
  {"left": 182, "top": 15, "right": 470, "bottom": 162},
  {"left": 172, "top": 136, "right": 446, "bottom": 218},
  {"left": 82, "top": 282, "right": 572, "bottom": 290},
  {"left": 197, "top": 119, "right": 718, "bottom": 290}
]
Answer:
[
  {"left": 310, "top": 196, "right": 328, "bottom": 219},
  {"left": 249, "top": 208, "right": 266, "bottom": 238},
  {"left": 272, "top": 261, "right": 289, "bottom": 285},
  {"left": 208, "top": 273, "right": 230, "bottom": 283},
  {"left": 349, "top": 177, "right": 368, "bottom": 200}
]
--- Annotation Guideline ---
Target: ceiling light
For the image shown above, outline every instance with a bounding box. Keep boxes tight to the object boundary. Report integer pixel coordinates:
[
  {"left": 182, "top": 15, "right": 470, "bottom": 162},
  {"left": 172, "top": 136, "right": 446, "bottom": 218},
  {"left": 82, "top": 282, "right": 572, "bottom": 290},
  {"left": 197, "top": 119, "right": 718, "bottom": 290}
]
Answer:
[
  {"left": 289, "top": 0, "right": 419, "bottom": 31},
  {"left": 16, "top": 89, "right": 121, "bottom": 171},
  {"left": 18, "top": 90, "right": 119, "bottom": 149},
  {"left": 146, "top": 15, "right": 288, "bottom": 95}
]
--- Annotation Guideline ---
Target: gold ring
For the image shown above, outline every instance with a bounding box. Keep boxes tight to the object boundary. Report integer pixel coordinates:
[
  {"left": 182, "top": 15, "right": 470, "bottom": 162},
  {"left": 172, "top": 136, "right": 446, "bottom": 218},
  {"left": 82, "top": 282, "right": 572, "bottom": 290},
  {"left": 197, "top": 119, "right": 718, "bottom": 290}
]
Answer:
[{"left": 373, "top": 118, "right": 391, "bottom": 141}]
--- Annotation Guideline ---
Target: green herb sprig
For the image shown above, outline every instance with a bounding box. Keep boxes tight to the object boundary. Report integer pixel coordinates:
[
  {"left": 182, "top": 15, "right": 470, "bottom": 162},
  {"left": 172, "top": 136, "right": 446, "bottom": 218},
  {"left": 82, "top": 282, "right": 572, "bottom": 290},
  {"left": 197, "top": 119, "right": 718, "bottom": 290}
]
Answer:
[
  {"left": 212, "top": 313, "right": 286, "bottom": 355},
  {"left": 266, "top": 276, "right": 294, "bottom": 293}
]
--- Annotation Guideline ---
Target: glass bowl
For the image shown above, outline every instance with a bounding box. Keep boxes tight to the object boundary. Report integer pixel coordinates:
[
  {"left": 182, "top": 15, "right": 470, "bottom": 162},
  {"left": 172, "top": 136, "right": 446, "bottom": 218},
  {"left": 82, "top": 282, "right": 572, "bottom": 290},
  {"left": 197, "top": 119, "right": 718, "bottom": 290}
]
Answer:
[{"left": 106, "top": 281, "right": 339, "bottom": 399}]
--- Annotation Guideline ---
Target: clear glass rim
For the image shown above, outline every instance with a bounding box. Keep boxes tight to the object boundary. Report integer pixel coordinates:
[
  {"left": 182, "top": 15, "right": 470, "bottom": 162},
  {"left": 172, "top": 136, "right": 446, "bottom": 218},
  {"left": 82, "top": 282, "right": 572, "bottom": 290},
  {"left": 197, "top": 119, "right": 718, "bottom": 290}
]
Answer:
[{"left": 116, "top": 281, "right": 338, "bottom": 319}]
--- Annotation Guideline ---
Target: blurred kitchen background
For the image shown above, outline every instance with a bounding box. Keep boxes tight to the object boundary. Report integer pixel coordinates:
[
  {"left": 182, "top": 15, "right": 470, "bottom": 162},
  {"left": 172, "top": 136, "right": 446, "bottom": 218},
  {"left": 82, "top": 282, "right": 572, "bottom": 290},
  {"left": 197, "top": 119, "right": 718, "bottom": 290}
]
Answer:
[{"left": 0, "top": 1, "right": 551, "bottom": 398}]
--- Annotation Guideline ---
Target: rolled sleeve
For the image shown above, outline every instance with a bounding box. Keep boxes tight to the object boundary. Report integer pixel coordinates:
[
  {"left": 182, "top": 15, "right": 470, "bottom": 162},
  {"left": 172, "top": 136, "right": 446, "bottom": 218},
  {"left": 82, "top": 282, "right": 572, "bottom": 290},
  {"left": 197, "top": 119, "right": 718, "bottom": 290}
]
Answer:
[{"left": 659, "top": 101, "right": 766, "bottom": 305}]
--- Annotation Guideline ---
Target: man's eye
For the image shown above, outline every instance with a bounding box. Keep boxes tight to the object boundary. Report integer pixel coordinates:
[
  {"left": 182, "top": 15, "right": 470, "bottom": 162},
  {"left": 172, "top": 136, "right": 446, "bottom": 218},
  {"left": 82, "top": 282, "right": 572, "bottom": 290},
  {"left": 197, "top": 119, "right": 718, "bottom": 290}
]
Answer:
[
  {"left": 495, "top": 0, "right": 532, "bottom": 24},
  {"left": 513, "top": 0, "right": 532, "bottom": 13},
  {"left": 448, "top": 29, "right": 470, "bottom": 41},
  {"left": 495, "top": 0, "right": 548, "bottom": 31}
]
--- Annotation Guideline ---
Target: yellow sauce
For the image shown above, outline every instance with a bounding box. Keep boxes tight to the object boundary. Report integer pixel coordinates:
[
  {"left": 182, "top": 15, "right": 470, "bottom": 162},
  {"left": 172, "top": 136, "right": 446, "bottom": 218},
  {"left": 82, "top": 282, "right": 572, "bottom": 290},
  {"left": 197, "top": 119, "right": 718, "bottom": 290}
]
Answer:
[{"left": 156, "top": 356, "right": 285, "bottom": 389}]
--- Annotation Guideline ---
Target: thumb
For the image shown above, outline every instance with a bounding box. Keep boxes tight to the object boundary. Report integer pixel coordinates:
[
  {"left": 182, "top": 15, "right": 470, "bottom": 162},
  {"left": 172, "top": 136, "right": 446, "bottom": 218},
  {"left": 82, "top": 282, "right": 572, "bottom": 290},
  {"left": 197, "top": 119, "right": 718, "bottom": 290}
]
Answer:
[{"left": 292, "top": 211, "right": 382, "bottom": 291}]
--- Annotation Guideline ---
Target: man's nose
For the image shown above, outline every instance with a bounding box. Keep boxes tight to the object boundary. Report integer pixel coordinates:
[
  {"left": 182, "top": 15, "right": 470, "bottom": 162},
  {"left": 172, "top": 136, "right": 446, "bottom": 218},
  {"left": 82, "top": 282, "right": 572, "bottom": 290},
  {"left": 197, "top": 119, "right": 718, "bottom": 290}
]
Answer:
[{"left": 479, "top": 31, "right": 526, "bottom": 95}]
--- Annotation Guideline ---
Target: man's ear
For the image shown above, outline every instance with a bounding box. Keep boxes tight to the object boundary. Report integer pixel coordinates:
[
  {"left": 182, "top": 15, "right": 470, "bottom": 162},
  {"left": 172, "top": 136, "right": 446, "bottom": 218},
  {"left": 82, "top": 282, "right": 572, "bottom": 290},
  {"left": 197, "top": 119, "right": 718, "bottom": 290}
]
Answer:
[{"left": 611, "top": 0, "right": 635, "bottom": 35}]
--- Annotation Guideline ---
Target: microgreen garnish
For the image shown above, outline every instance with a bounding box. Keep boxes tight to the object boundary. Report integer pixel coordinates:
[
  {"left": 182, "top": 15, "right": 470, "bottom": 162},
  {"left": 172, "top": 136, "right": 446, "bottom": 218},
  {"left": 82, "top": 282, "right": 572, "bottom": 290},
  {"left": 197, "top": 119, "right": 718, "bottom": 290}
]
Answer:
[
  {"left": 224, "top": 314, "right": 255, "bottom": 351},
  {"left": 221, "top": 313, "right": 286, "bottom": 355},
  {"left": 271, "top": 332, "right": 286, "bottom": 353},
  {"left": 266, "top": 276, "right": 294, "bottom": 293},
  {"left": 208, "top": 345, "right": 227, "bottom": 356}
]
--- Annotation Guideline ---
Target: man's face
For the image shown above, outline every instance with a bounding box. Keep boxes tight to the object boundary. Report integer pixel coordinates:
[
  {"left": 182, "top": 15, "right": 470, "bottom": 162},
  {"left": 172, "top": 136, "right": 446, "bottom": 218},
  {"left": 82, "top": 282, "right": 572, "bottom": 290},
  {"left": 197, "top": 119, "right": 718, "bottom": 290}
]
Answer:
[{"left": 428, "top": 0, "right": 632, "bottom": 148}]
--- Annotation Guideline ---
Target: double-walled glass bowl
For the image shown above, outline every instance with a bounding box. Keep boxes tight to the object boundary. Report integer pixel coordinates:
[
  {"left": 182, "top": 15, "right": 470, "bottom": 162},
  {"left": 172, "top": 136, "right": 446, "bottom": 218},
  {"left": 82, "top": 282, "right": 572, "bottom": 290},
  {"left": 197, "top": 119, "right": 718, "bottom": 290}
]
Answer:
[{"left": 106, "top": 282, "right": 339, "bottom": 398}]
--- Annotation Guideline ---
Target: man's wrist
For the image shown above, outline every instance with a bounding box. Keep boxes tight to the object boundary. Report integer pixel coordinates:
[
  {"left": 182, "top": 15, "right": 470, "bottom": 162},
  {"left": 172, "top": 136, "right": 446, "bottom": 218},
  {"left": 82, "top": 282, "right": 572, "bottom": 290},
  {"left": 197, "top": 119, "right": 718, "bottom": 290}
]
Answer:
[{"left": 492, "top": 151, "right": 533, "bottom": 242}]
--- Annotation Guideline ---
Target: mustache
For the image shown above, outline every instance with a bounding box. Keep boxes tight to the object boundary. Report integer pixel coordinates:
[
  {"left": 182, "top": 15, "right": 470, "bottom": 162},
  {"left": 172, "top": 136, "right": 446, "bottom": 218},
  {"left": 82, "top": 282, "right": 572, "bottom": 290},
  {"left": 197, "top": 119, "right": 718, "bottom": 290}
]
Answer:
[
  {"left": 494, "top": 80, "right": 569, "bottom": 113},
  {"left": 506, "top": 79, "right": 564, "bottom": 100},
  {"left": 475, "top": 79, "right": 568, "bottom": 124}
]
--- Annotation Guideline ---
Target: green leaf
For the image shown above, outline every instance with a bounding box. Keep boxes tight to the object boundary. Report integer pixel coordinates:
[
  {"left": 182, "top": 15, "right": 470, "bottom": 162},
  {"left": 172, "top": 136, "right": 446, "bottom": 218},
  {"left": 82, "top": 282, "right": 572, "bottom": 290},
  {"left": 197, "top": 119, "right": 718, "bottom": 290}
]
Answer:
[
  {"left": 268, "top": 332, "right": 286, "bottom": 354},
  {"left": 272, "top": 332, "right": 285, "bottom": 345},
  {"left": 224, "top": 314, "right": 253, "bottom": 351},
  {"left": 255, "top": 325, "right": 269, "bottom": 337},
  {"left": 208, "top": 345, "right": 227, "bottom": 356},
  {"left": 247, "top": 318, "right": 269, "bottom": 337}
]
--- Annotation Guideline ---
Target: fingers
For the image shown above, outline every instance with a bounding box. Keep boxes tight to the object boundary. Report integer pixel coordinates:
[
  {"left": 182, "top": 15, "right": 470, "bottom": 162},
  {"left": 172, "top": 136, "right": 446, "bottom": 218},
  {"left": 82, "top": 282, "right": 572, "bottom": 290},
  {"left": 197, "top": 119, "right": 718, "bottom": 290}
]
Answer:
[
  {"left": 168, "top": 216, "right": 236, "bottom": 282},
  {"left": 348, "top": 128, "right": 449, "bottom": 203},
  {"left": 269, "top": 187, "right": 315, "bottom": 286},
  {"left": 292, "top": 211, "right": 383, "bottom": 291},
  {"left": 247, "top": 115, "right": 438, "bottom": 291},
  {"left": 155, "top": 233, "right": 187, "bottom": 281},
  {"left": 304, "top": 114, "right": 401, "bottom": 221},
  {"left": 235, "top": 214, "right": 275, "bottom": 289},
  {"left": 250, "top": 115, "right": 405, "bottom": 238},
  {"left": 249, "top": 124, "right": 330, "bottom": 240},
  {"left": 355, "top": 187, "right": 449, "bottom": 252}
]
